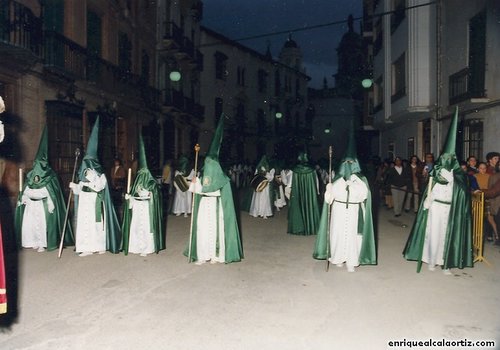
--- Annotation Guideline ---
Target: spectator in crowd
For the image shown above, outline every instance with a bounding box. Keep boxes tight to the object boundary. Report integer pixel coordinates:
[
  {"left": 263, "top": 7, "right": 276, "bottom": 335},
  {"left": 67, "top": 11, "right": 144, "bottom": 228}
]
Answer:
[
  {"left": 418, "top": 153, "right": 435, "bottom": 193},
  {"left": 481, "top": 170, "right": 500, "bottom": 245},
  {"left": 385, "top": 156, "right": 411, "bottom": 217},
  {"left": 485, "top": 152, "right": 500, "bottom": 175},
  {"left": 404, "top": 155, "right": 423, "bottom": 213},
  {"left": 466, "top": 156, "right": 478, "bottom": 175},
  {"left": 476, "top": 162, "right": 498, "bottom": 244},
  {"left": 110, "top": 157, "right": 126, "bottom": 220}
]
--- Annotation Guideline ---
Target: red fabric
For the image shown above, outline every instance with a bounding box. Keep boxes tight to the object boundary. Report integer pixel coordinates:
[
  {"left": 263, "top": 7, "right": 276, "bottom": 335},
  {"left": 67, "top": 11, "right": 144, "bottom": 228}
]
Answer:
[{"left": 0, "top": 221, "right": 6, "bottom": 314}]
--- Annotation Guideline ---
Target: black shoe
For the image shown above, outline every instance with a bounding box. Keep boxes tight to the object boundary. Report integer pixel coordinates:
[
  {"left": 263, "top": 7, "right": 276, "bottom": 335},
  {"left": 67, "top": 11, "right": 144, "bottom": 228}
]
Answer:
[
  {"left": 395, "top": 214, "right": 401, "bottom": 217},
  {"left": 404, "top": 209, "right": 410, "bottom": 213}
]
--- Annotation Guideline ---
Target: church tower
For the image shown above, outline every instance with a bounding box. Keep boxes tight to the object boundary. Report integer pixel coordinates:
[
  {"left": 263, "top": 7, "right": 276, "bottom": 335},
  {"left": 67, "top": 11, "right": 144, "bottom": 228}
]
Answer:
[
  {"left": 278, "top": 34, "right": 304, "bottom": 73},
  {"left": 334, "top": 15, "right": 365, "bottom": 99}
]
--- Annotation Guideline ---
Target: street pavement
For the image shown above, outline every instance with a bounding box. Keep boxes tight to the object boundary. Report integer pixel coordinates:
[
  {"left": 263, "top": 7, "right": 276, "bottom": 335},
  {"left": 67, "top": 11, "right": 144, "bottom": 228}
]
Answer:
[{"left": 0, "top": 201, "right": 499, "bottom": 350}]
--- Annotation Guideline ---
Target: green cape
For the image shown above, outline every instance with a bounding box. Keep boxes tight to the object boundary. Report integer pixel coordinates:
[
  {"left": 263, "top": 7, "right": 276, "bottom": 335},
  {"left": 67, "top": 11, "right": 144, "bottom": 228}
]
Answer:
[
  {"left": 287, "top": 154, "right": 320, "bottom": 235},
  {"left": 14, "top": 126, "right": 74, "bottom": 250},
  {"left": 184, "top": 157, "right": 244, "bottom": 263},
  {"left": 403, "top": 108, "right": 473, "bottom": 271},
  {"left": 403, "top": 170, "right": 473, "bottom": 271},
  {"left": 122, "top": 134, "right": 165, "bottom": 255},
  {"left": 76, "top": 117, "right": 122, "bottom": 253},
  {"left": 184, "top": 115, "right": 243, "bottom": 262},
  {"left": 313, "top": 174, "right": 376, "bottom": 264},
  {"left": 313, "top": 124, "right": 375, "bottom": 263}
]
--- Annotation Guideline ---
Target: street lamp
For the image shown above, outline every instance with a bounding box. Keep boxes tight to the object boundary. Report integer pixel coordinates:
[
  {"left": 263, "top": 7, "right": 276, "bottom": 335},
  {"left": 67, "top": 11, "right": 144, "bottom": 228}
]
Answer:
[
  {"left": 275, "top": 112, "right": 283, "bottom": 119},
  {"left": 361, "top": 79, "right": 373, "bottom": 89},
  {"left": 169, "top": 70, "right": 181, "bottom": 82}
]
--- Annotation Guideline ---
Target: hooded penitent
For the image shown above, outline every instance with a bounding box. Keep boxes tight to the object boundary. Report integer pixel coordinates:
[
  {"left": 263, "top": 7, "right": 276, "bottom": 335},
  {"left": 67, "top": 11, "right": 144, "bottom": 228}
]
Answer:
[
  {"left": 313, "top": 124, "right": 376, "bottom": 265},
  {"left": 177, "top": 155, "right": 190, "bottom": 176},
  {"left": 122, "top": 133, "right": 164, "bottom": 255},
  {"left": 15, "top": 126, "right": 74, "bottom": 250},
  {"left": 287, "top": 150, "right": 320, "bottom": 235},
  {"left": 77, "top": 116, "right": 122, "bottom": 253},
  {"left": 403, "top": 108, "right": 473, "bottom": 271},
  {"left": 185, "top": 114, "right": 243, "bottom": 263}
]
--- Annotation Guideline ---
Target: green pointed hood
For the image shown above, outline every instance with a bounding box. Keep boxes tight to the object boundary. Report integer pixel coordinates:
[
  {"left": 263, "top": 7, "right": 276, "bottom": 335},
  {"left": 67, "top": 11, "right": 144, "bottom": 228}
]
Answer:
[
  {"left": 336, "top": 122, "right": 362, "bottom": 180},
  {"left": 131, "top": 133, "right": 157, "bottom": 195},
  {"left": 207, "top": 114, "right": 225, "bottom": 160},
  {"left": 177, "top": 155, "right": 189, "bottom": 174},
  {"left": 138, "top": 132, "right": 148, "bottom": 170},
  {"left": 432, "top": 107, "right": 460, "bottom": 180},
  {"left": 26, "top": 125, "right": 57, "bottom": 188},
  {"left": 256, "top": 155, "right": 270, "bottom": 173},
  {"left": 79, "top": 116, "right": 104, "bottom": 178},
  {"left": 201, "top": 115, "right": 229, "bottom": 192}
]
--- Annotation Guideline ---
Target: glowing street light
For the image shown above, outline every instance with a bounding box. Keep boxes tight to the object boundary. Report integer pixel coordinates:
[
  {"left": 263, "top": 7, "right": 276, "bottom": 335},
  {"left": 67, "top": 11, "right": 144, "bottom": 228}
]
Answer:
[
  {"left": 169, "top": 71, "right": 181, "bottom": 82},
  {"left": 361, "top": 79, "right": 373, "bottom": 89}
]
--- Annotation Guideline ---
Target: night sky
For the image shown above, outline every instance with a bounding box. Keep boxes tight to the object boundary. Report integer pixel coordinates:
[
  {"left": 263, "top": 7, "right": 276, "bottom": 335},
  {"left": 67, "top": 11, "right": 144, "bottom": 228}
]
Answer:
[{"left": 202, "top": 0, "right": 363, "bottom": 89}]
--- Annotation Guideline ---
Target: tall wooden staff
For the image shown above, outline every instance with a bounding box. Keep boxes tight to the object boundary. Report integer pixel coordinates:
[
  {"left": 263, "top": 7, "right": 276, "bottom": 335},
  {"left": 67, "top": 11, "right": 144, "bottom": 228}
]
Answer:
[
  {"left": 58, "top": 148, "right": 81, "bottom": 258},
  {"left": 326, "top": 146, "right": 333, "bottom": 272},
  {"left": 188, "top": 144, "right": 201, "bottom": 263}
]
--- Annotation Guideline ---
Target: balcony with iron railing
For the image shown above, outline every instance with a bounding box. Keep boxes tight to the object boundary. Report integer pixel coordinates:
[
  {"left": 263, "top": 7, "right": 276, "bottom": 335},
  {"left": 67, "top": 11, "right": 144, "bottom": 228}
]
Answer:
[
  {"left": 0, "top": 0, "right": 42, "bottom": 68},
  {"left": 449, "top": 67, "right": 486, "bottom": 105},
  {"left": 43, "top": 30, "right": 160, "bottom": 110}
]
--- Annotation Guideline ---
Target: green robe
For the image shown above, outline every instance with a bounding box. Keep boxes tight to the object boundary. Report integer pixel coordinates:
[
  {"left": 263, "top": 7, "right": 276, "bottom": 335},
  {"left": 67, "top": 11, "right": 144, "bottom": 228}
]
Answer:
[
  {"left": 313, "top": 174, "right": 376, "bottom": 265},
  {"left": 184, "top": 157, "right": 243, "bottom": 263},
  {"left": 14, "top": 164, "right": 74, "bottom": 250},
  {"left": 287, "top": 164, "right": 320, "bottom": 235},
  {"left": 121, "top": 168, "right": 165, "bottom": 255},
  {"left": 403, "top": 170, "right": 473, "bottom": 272}
]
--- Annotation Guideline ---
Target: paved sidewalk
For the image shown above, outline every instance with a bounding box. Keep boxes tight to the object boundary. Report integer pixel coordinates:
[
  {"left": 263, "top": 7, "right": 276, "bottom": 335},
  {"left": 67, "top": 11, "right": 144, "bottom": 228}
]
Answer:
[{"left": 0, "top": 205, "right": 499, "bottom": 350}]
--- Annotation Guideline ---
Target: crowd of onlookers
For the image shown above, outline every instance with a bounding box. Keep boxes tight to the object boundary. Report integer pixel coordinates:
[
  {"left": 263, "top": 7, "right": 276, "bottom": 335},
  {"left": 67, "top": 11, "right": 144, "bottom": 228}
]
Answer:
[{"left": 372, "top": 151, "right": 500, "bottom": 245}]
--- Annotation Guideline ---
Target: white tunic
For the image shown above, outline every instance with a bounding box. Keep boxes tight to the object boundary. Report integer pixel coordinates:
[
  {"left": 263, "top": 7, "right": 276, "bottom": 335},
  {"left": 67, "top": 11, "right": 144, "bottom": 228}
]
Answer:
[
  {"left": 21, "top": 187, "right": 53, "bottom": 248},
  {"left": 190, "top": 180, "right": 225, "bottom": 263},
  {"left": 172, "top": 169, "right": 194, "bottom": 215},
  {"left": 72, "top": 174, "right": 107, "bottom": 253},
  {"left": 249, "top": 169, "right": 275, "bottom": 218},
  {"left": 128, "top": 192, "right": 154, "bottom": 255},
  {"left": 324, "top": 175, "right": 368, "bottom": 267},
  {"left": 422, "top": 169, "right": 454, "bottom": 267},
  {"left": 274, "top": 169, "right": 287, "bottom": 209}
]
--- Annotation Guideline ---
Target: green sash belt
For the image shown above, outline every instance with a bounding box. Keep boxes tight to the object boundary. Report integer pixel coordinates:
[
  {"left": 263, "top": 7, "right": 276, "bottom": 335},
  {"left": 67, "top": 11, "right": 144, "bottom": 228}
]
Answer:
[
  {"left": 434, "top": 199, "right": 451, "bottom": 205},
  {"left": 82, "top": 186, "right": 104, "bottom": 222}
]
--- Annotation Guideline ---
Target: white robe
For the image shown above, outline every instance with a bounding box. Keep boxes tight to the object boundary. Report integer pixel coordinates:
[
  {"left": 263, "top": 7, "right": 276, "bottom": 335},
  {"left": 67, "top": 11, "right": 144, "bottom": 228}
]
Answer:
[
  {"left": 189, "top": 180, "right": 225, "bottom": 263},
  {"left": 274, "top": 169, "right": 287, "bottom": 209},
  {"left": 172, "top": 169, "right": 194, "bottom": 215},
  {"left": 249, "top": 169, "right": 274, "bottom": 218},
  {"left": 422, "top": 169, "right": 454, "bottom": 267},
  {"left": 128, "top": 193, "right": 154, "bottom": 255},
  {"left": 72, "top": 175, "right": 107, "bottom": 253},
  {"left": 324, "top": 175, "right": 368, "bottom": 268},
  {"left": 21, "top": 187, "right": 54, "bottom": 248}
]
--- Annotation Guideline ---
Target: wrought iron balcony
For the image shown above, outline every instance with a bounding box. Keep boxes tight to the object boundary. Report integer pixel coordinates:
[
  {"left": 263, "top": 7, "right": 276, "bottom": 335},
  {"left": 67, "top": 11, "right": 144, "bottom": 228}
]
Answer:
[
  {"left": 43, "top": 30, "right": 160, "bottom": 110},
  {"left": 449, "top": 67, "right": 486, "bottom": 105},
  {"left": 0, "top": 0, "right": 41, "bottom": 69}
]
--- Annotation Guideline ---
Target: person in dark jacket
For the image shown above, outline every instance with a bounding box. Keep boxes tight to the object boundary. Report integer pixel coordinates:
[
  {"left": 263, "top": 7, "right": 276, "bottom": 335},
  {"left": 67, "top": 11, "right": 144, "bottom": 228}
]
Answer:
[{"left": 385, "top": 156, "right": 411, "bottom": 217}]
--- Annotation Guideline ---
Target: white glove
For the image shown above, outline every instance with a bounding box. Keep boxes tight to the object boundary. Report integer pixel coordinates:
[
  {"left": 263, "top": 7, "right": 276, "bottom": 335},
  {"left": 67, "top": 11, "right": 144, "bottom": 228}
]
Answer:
[
  {"left": 0, "top": 121, "right": 4, "bottom": 143},
  {"left": 69, "top": 182, "right": 81, "bottom": 194},
  {"left": 124, "top": 193, "right": 131, "bottom": 200}
]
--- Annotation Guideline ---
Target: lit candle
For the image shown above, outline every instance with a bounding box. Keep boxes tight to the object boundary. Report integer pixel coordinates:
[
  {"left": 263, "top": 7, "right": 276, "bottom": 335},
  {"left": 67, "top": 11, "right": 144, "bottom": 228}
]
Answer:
[
  {"left": 127, "top": 168, "right": 132, "bottom": 194},
  {"left": 19, "top": 168, "right": 22, "bottom": 192}
]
